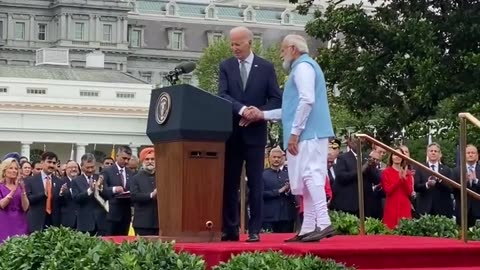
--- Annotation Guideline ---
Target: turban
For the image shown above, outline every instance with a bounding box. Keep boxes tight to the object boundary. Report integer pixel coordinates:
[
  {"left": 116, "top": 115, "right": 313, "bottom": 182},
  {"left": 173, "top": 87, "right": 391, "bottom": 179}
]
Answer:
[
  {"left": 2, "top": 152, "right": 20, "bottom": 163},
  {"left": 139, "top": 147, "right": 154, "bottom": 162}
]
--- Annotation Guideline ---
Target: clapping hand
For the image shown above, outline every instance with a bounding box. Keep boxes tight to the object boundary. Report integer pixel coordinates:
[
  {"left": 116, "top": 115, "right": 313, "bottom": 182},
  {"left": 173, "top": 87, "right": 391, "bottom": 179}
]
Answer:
[{"left": 239, "top": 106, "right": 263, "bottom": 127}]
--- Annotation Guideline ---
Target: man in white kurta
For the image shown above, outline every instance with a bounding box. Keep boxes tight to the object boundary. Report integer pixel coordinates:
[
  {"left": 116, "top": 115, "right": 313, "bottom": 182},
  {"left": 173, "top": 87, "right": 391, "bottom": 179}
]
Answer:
[{"left": 243, "top": 34, "right": 335, "bottom": 242}]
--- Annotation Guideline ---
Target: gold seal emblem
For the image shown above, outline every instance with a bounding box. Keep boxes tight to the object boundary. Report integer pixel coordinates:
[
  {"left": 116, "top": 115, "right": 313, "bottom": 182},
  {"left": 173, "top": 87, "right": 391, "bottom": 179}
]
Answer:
[{"left": 155, "top": 92, "right": 171, "bottom": 125}]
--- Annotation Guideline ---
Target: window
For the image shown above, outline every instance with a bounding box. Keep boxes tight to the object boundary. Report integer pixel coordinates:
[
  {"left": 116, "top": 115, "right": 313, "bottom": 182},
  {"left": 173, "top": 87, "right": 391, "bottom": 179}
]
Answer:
[
  {"left": 172, "top": 31, "right": 183, "bottom": 50},
  {"left": 74, "top": 22, "right": 85, "bottom": 40},
  {"left": 15, "top": 22, "right": 25, "bottom": 40},
  {"left": 38, "top": 24, "right": 47, "bottom": 41},
  {"left": 0, "top": 21, "right": 3, "bottom": 39},
  {"left": 207, "top": 8, "right": 215, "bottom": 18},
  {"left": 140, "top": 73, "right": 152, "bottom": 83},
  {"left": 103, "top": 24, "right": 112, "bottom": 42},
  {"left": 116, "top": 92, "right": 136, "bottom": 99},
  {"left": 0, "top": 87, "right": 7, "bottom": 93},
  {"left": 130, "top": 30, "right": 141, "bottom": 47},
  {"left": 253, "top": 35, "right": 262, "bottom": 46},
  {"left": 168, "top": 5, "right": 176, "bottom": 16},
  {"left": 283, "top": 13, "right": 291, "bottom": 24},
  {"left": 26, "top": 88, "right": 47, "bottom": 95},
  {"left": 80, "top": 90, "right": 99, "bottom": 97},
  {"left": 245, "top": 11, "right": 253, "bottom": 21},
  {"left": 213, "top": 33, "right": 223, "bottom": 42}
]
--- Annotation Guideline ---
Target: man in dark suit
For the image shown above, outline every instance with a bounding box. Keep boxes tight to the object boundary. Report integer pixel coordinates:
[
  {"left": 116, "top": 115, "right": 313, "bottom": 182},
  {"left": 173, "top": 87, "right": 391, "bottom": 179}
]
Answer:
[
  {"left": 131, "top": 147, "right": 158, "bottom": 236},
  {"left": 218, "top": 26, "right": 282, "bottom": 242},
  {"left": 59, "top": 160, "right": 79, "bottom": 229},
  {"left": 25, "top": 152, "right": 65, "bottom": 233},
  {"left": 331, "top": 139, "right": 381, "bottom": 217},
  {"left": 71, "top": 153, "right": 108, "bottom": 236},
  {"left": 414, "top": 143, "right": 453, "bottom": 218},
  {"left": 452, "top": 144, "right": 480, "bottom": 227},
  {"left": 101, "top": 145, "right": 133, "bottom": 236}
]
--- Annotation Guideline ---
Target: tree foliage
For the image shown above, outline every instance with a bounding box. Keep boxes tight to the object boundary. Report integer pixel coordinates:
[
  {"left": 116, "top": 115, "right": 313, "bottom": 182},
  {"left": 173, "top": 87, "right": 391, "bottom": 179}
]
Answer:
[{"left": 289, "top": 0, "right": 480, "bottom": 146}]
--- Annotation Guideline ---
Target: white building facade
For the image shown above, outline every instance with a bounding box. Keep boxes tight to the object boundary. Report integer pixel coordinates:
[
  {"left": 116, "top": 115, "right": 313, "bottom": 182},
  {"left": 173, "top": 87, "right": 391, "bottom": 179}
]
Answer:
[{"left": 0, "top": 58, "right": 152, "bottom": 163}]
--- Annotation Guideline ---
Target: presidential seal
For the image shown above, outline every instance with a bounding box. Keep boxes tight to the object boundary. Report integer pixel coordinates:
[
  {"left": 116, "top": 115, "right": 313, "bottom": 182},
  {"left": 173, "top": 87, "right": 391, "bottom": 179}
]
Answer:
[{"left": 155, "top": 92, "right": 171, "bottom": 125}]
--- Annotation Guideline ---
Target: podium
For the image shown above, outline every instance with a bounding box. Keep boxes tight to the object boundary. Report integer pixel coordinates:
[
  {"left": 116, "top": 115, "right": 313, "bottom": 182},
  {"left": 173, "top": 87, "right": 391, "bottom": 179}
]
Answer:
[{"left": 146, "top": 84, "right": 232, "bottom": 242}]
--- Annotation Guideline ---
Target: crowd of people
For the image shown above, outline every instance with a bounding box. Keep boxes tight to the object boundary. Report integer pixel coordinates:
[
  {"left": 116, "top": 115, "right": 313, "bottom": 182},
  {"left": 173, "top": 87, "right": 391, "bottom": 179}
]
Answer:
[
  {"left": 0, "top": 146, "right": 159, "bottom": 242},
  {"left": 1, "top": 25, "right": 476, "bottom": 245},
  {"left": 262, "top": 140, "right": 480, "bottom": 234}
]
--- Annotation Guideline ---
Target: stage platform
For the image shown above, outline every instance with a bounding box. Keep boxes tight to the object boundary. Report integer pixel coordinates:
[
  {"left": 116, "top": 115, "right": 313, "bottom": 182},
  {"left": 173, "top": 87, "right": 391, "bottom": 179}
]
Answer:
[{"left": 103, "top": 234, "right": 480, "bottom": 269}]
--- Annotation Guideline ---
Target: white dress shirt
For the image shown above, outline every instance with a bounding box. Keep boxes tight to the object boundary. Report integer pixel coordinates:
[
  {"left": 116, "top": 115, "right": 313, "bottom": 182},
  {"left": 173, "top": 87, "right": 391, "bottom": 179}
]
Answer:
[
  {"left": 263, "top": 62, "right": 316, "bottom": 137},
  {"left": 238, "top": 51, "right": 255, "bottom": 116}
]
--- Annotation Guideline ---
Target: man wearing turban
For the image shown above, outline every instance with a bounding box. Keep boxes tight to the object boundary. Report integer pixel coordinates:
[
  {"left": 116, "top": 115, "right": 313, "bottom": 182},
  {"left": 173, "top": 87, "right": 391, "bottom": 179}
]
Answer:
[{"left": 130, "top": 147, "right": 158, "bottom": 235}]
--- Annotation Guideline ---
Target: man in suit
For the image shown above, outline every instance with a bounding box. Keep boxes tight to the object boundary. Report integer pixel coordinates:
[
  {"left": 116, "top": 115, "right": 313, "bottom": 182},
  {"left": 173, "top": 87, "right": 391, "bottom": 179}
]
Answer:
[
  {"left": 71, "top": 153, "right": 108, "bottom": 236},
  {"left": 218, "top": 26, "right": 282, "bottom": 242},
  {"left": 452, "top": 144, "right": 480, "bottom": 227},
  {"left": 131, "top": 147, "right": 158, "bottom": 236},
  {"left": 25, "top": 151, "right": 65, "bottom": 233},
  {"left": 59, "top": 160, "right": 79, "bottom": 229},
  {"left": 101, "top": 145, "right": 133, "bottom": 236},
  {"left": 414, "top": 143, "right": 453, "bottom": 217},
  {"left": 331, "top": 139, "right": 382, "bottom": 217},
  {"left": 249, "top": 34, "right": 335, "bottom": 242}
]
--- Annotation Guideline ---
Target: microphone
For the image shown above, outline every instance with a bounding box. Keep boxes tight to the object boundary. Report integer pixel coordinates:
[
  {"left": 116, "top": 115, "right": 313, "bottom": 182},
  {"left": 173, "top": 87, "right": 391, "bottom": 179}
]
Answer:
[
  {"left": 163, "top": 62, "right": 196, "bottom": 86},
  {"left": 174, "top": 62, "right": 196, "bottom": 75}
]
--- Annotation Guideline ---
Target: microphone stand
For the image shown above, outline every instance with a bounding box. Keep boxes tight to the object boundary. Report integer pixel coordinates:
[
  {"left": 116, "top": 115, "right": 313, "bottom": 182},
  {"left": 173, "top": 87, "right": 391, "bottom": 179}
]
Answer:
[{"left": 164, "top": 72, "right": 180, "bottom": 86}]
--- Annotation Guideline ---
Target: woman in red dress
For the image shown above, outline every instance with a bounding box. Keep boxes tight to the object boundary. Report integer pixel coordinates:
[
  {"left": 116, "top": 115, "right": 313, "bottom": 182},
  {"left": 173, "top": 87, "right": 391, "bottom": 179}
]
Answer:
[{"left": 381, "top": 148, "right": 413, "bottom": 229}]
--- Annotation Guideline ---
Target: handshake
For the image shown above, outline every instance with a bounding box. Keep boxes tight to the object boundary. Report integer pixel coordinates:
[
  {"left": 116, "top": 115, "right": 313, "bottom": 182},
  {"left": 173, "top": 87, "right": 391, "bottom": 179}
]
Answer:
[{"left": 239, "top": 106, "right": 264, "bottom": 127}]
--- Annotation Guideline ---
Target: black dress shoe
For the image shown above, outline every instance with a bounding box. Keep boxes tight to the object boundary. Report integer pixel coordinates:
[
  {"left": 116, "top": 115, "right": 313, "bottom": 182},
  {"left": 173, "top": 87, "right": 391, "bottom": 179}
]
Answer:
[
  {"left": 301, "top": 225, "right": 336, "bottom": 242},
  {"left": 284, "top": 229, "right": 319, "bottom": 242},
  {"left": 246, "top": 233, "right": 260, "bottom": 242},
  {"left": 221, "top": 232, "right": 239, "bottom": 241}
]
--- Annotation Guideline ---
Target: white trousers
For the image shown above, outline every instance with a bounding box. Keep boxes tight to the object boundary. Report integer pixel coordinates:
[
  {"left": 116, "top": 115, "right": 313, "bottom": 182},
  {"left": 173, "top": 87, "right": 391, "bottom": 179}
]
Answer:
[{"left": 286, "top": 138, "right": 331, "bottom": 233}]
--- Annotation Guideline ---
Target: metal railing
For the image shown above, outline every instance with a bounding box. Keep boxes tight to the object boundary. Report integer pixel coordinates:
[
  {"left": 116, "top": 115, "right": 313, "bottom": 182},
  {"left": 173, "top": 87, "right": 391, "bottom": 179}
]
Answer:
[{"left": 355, "top": 130, "right": 480, "bottom": 243}]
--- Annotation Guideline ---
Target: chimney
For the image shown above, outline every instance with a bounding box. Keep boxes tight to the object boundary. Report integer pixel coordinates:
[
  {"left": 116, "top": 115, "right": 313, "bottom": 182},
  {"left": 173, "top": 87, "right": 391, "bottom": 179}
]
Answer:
[{"left": 85, "top": 50, "right": 105, "bottom": 69}]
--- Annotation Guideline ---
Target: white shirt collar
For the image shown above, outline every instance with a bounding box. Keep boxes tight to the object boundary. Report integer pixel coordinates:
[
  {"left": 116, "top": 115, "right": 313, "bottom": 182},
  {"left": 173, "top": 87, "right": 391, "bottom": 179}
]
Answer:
[{"left": 238, "top": 51, "right": 254, "bottom": 64}]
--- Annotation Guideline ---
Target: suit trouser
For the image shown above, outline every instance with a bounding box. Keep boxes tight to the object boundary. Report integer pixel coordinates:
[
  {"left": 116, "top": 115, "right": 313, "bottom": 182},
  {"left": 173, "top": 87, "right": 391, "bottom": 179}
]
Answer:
[
  {"left": 223, "top": 141, "right": 264, "bottom": 235},
  {"left": 134, "top": 228, "right": 159, "bottom": 236}
]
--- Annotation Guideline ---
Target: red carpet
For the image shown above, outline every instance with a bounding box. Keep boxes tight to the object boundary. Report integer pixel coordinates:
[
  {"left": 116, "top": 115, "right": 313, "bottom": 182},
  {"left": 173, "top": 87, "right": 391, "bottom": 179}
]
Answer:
[{"left": 103, "top": 234, "right": 480, "bottom": 269}]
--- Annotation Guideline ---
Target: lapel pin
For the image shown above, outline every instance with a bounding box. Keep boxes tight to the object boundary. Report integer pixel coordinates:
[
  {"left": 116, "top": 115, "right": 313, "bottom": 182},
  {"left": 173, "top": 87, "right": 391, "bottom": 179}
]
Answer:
[{"left": 254, "top": 64, "right": 258, "bottom": 67}]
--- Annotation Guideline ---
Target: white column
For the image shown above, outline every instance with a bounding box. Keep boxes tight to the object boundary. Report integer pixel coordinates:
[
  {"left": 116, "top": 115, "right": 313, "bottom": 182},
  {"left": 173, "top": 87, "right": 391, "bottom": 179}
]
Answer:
[
  {"left": 67, "top": 14, "right": 72, "bottom": 40},
  {"left": 29, "top": 15, "right": 35, "bottom": 40},
  {"left": 76, "top": 143, "right": 87, "bottom": 163},
  {"left": 131, "top": 145, "right": 138, "bottom": 158},
  {"left": 123, "top": 17, "right": 128, "bottom": 43},
  {"left": 116, "top": 17, "right": 121, "bottom": 43},
  {"left": 60, "top": 13, "right": 67, "bottom": 39},
  {"left": 21, "top": 142, "right": 32, "bottom": 160}
]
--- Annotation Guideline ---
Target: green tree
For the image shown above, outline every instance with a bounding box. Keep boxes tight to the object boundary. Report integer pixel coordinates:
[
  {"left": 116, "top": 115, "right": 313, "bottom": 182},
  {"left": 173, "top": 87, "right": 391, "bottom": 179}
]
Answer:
[{"left": 288, "top": 0, "right": 480, "bottom": 144}]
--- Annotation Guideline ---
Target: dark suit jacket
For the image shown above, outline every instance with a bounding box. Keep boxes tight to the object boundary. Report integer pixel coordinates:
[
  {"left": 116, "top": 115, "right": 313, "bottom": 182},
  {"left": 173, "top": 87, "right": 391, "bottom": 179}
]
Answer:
[
  {"left": 218, "top": 55, "right": 282, "bottom": 146},
  {"left": 70, "top": 174, "right": 107, "bottom": 233},
  {"left": 131, "top": 170, "right": 158, "bottom": 229},
  {"left": 331, "top": 151, "right": 381, "bottom": 216},
  {"left": 59, "top": 176, "right": 77, "bottom": 228},
  {"left": 414, "top": 163, "right": 453, "bottom": 217},
  {"left": 101, "top": 164, "right": 132, "bottom": 222},
  {"left": 25, "top": 173, "right": 63, "bottom": 232},
  {"left": 262, "top": 167, "right": 296, "bottom": 223},
  {"left": 452, "top": 165, "right": 480, "bottom": 218}
]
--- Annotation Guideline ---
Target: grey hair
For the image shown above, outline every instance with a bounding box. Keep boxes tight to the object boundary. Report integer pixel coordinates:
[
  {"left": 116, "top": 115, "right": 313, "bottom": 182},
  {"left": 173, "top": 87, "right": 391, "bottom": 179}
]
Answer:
[
  {"left": 80, "top": 153, "right": 96, "bottom": 166},
  {"left": 130, "top": 155, "right": 138, "bottom": 162},
  {"left": 283, "top": 34, "right": 309, "bottom": 54},
  {"left": 230, "top": 26, "right": 253, "bottom": 41}
]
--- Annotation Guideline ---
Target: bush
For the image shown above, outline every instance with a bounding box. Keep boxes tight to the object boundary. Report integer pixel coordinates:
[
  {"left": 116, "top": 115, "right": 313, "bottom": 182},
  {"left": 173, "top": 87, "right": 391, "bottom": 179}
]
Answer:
[
  {"left": 213, "top": 251, "right": 355, "bottom": 270},
  {"left": 0, "top": 227, "right": 205, "bottom": 270},
  {"left": 329, "top": 211, "right": 390, "bottom": 235},
  {"left": 393, "top": 214, "right": 458, "bottom": 238}
]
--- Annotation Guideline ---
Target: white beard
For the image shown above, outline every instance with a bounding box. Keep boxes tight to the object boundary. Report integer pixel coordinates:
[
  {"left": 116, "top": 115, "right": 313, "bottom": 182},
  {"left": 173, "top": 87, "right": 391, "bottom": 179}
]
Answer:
[{"left": 282, "top": 59, "right": 292, "bottom": 72}]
